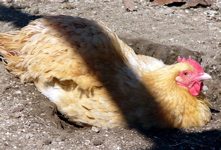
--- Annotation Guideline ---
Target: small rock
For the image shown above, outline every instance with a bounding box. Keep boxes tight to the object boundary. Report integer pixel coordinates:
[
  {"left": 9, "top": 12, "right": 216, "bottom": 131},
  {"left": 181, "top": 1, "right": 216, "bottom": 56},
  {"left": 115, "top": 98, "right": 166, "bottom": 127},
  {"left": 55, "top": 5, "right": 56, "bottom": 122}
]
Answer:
[
  {"left": 43, "top": 139, "right": 52, "bottom": 145},
  {"left": 56, "top": 136, "right": 66, "bottom": 142},
  {"left": 14, "top": 90, "right": 21, "bottom": 94},
  {"left": 32, "top": 8, "right": 39, "bottom": 14},
  {"left": 203, "top": 85, "right": 209, "bottom": 91},
  {"left": 163, "top": 8, "right": 174, "bottom": 15},
  {"left": 9, "top": 4, "right": 22, "bottom": 9},
  {"left": 12, "top": 106, "right": 24, "bottom": 113},
  {"left": 21, "top": 101, "right": 28, "bottom": 106},
  {"left": 61, "top": 4, "right": 77, "bottom": 9},
  {"left": 204, "top": 10, "right": 219, "bottom": 16},
  {"left": 91, "top": 126, "right": 100, "bottom": 133},
  {"left": 25, "top": 133, "right": 33, "bottom": 139},
  {"left": 93, "top": 139, "right": 103, "bottom": 146},
  {"left": 4, "top": 143, "right": 9, "bottom": 146},
  {"left": 184, "top": 9, "right": 190, "bottom": 13},
  {"left": 12, "top": 112, "right": 21, "bottom": 118}
]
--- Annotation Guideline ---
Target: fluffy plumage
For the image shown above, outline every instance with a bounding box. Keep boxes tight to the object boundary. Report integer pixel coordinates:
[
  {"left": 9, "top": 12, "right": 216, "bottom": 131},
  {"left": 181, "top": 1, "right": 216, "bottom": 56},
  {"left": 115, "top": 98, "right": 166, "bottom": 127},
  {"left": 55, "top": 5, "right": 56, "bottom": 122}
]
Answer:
[{"left": 0, "top": 15, "right": 211, "bottom": 129}]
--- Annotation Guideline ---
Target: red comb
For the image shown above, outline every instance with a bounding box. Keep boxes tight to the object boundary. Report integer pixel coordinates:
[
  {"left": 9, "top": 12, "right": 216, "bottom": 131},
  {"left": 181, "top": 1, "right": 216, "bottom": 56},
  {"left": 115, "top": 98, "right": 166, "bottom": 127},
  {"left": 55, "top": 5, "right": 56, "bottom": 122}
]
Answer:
[{"left": 177, "top": 56, "right": 204, "bottom": 73}]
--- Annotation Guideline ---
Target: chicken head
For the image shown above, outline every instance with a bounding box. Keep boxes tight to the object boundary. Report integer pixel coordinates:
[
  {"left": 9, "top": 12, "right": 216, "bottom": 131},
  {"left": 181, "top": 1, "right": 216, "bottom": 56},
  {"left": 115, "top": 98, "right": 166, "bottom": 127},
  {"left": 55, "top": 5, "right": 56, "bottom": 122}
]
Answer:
[{"left": 176, "top": 56, "right": 211, "bottom": 96}]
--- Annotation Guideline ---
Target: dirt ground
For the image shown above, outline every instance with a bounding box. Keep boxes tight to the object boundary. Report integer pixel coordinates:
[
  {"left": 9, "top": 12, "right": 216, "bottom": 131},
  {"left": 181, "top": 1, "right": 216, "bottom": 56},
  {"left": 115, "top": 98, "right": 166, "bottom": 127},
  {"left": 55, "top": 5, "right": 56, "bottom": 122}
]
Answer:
[{"left": 0, "top": 0, "right": 220, "bottom": 150}]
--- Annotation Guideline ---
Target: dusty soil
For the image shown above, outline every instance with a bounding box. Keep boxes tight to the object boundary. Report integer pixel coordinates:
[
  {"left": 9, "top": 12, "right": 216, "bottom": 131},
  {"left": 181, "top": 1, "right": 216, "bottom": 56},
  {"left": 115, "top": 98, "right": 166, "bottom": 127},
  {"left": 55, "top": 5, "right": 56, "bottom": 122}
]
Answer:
[{"left": 0, "top": 0, "right": 220, "bottom": 149}]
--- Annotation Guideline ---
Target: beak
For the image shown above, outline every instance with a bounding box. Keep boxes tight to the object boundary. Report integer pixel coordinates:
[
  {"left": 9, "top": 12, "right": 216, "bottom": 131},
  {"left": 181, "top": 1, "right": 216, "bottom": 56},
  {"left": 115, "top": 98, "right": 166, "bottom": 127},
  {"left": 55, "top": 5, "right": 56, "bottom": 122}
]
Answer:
[{"left": 197, "top": 73, "right": 212, "bottom": 81}]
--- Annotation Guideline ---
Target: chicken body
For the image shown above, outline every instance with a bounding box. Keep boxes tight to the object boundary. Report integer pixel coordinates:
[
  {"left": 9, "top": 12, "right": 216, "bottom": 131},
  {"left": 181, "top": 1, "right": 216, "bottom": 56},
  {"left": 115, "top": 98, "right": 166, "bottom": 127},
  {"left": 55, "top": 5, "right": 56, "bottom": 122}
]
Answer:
[{"left": 0, "top": 15, "right": 211, "bottom": 128}]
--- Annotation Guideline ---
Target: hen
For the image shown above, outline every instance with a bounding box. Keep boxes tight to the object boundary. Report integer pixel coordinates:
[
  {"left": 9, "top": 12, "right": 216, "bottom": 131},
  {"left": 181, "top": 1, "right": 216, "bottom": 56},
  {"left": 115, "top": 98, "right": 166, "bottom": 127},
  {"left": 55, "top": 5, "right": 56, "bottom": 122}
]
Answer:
[{"left": 0, "top": 15, "right": 212, "bottom": 129}]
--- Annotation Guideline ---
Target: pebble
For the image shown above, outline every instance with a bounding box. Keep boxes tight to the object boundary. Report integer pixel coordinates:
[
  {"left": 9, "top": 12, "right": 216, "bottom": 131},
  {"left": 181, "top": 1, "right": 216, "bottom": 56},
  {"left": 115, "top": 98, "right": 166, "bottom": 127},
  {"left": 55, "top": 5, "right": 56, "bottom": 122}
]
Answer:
[
  {"left": 4, "top": 142, "right": 9, "bottom": 146},
  {"left": 43, "top": 139, "right": 52, "bottom": 145},
  {"left": 56, "top": 136, "right": 66, "bottom": 142},
  {"left": 11, "top": 112, "right": 21, "bottom": 118},
  {"left": 93, "top": 139, "right": 103, "bottom": 146},
  {"left": 14, "top": 90, "right": 22, "bottom": 94},
  {"left": 25, "top": 133, "right": 33, "bottom": 139},
  {"left": 12, "top": 106, "right": 24, "bottom": 113},
  {"left": 163, "top": 8, "right": 174, "bottom": 15},
  {"left": 91, "top": 126, "right": 100, "bottom": 133},
  {"left": 184, "top": 9, "right": 190, "bottom": 13},
  {"left": 32, "top": 8, "right": 39, "bottom": 14},
  {"left": 61, "top": 4, "right": 77, "bottom": 9},
  {"left": 204, "top": 10, "right": 219, "bottom": 16},
  {"left": 203, "top": 85, "right": 209, "bottom": 91}
]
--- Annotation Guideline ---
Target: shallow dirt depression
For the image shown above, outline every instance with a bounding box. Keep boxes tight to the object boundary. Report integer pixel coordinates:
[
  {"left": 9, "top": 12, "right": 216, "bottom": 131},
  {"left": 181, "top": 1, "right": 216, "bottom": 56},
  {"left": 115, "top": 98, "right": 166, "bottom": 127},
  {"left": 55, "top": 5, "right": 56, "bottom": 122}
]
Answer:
[{"left": 0, "top": 1, "right": 220, "bottom": 150}]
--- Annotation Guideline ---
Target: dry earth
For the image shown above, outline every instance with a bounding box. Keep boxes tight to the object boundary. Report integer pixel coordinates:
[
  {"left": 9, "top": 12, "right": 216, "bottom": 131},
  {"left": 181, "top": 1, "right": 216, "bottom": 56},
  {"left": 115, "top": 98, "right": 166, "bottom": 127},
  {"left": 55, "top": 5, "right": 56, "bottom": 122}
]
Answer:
[{"left": 0, "top": 0, "right": 220, "bottom": 150}]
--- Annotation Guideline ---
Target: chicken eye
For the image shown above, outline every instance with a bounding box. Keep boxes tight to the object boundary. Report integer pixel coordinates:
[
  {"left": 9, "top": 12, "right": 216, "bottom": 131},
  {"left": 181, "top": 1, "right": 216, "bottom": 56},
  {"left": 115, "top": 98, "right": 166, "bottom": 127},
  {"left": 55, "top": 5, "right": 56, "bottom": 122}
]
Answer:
[{"left": 183, "top": 72, "right": 188, "bottom": 76}]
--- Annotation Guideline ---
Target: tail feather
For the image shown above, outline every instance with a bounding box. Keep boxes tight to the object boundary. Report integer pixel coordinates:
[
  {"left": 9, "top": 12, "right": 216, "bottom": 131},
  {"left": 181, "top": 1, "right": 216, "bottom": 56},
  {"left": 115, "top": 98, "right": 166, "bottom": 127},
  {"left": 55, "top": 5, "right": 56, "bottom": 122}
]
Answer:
[{"left": 0, "top": 31, "right": 25, "bottom": 77}]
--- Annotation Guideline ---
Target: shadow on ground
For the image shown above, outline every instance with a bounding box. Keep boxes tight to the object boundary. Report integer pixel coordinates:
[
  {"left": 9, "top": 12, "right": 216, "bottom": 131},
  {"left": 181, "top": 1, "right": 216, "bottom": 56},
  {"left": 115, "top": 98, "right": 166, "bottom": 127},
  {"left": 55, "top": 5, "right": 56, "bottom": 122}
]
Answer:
[{"left": 0, "top": 4, "right": 41, "bottom": 27}]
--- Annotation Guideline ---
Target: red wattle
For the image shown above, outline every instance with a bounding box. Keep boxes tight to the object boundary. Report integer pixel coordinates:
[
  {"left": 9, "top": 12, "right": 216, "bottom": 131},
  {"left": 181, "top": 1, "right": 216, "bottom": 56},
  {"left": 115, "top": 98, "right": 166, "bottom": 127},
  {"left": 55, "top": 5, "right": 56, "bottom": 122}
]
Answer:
[{"left": 189, "top": 82, "right": 201, "bottom": 96}]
